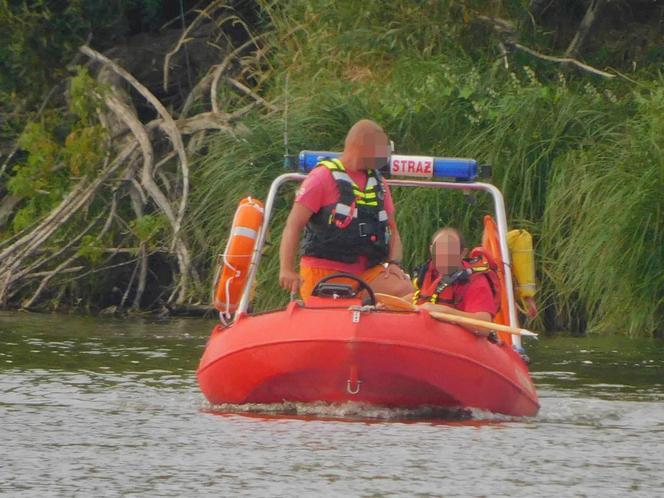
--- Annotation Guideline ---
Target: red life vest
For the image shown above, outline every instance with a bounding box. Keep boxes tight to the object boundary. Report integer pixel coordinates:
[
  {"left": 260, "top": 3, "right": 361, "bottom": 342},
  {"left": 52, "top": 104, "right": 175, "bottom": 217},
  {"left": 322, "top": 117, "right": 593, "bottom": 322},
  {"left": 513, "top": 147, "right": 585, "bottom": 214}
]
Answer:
[{"left": 412, "top": 247, "right": 501, "bottom": 311}]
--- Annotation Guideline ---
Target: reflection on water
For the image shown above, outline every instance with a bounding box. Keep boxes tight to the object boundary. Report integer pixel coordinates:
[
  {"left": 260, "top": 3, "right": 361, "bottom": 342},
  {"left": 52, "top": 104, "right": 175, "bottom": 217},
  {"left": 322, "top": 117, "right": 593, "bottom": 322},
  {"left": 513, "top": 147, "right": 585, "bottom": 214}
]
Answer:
[{"left": 1, "top": 311, "right": 663, "bottom": 497}]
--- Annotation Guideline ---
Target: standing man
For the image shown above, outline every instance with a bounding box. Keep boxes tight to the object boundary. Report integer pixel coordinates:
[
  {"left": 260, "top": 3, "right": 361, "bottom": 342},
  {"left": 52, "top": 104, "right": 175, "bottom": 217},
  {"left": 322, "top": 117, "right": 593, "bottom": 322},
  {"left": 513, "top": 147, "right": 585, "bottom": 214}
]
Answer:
[{"left": 279, "top": 119, "right": 412, "bottom": 299}]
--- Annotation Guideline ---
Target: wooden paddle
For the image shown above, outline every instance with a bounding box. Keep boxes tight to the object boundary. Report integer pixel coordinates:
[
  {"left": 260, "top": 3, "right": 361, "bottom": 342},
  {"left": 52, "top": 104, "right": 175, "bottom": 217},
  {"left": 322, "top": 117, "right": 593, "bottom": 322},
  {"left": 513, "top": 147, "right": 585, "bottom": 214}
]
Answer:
[
  {"left": 374, "top": 292, "right": 417, "bottom": 311},
  {"left": 429, "top": 311, "right": 538, "bottom": 338},
  {"left": 374, "top": 292, "right": 538, "bottom": 338}
]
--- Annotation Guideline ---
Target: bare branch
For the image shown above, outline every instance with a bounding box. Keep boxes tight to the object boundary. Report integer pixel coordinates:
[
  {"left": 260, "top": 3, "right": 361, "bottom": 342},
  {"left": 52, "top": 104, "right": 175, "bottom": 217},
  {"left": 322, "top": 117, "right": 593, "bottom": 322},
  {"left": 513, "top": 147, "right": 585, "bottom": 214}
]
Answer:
[
  {"left": 23, "top": 253, "right": 79, "bottom": 309},
  {"left": 119, "top": 251, "right": 140, "bottom": 310},
  {"left": 20, "top": 208, "right": 106, "bottom": 280},
  {"left": 566, "top": 0, "right": 608, "bottom": 58},
  {"left": 23, "top": 267, "right": 85, "bottom": 279},
  {"left": 154, "top": 149, "right": 178, "bottom": 175},
  {"left": 0, "top": 148, "right": 18, "bottom": 179},
  {"left": 226, "top": 77, "right": 279, "bottom": 112},
  {"left": 163, "top": 0, "right": 227, "bottom": 91},
  {"left": 0, "top": 119, "right": 142, "bottom": 303},
  {"left": 63, "top": 258, "right": 139, "bottom": 283},
  {"left": 210, "top": 35, "right": 268, "bottom": 114},
  {"left": 0, "top": 194, "right": 22, "bottom": 229},
  {"left": 177, "top": 111, "right": 235, "bottom": 134},
  {"left": 102, "top": 88, "right": 195, "bottom": 304},
  {"left": 80, "top": 45, "right": 190, "bottom": 246},
  {"left": 504, "top": 42, "right": 615, "bottom": 79},
  {"left": 132, "top": 242, "right": 148, "bottom": 310},
  {"left": 0, "top": 145, "right": 128, "bottom": 303},
  {"left": 477, "top": 13, "right": 615, "bottom": 79},
  {"left": 498, "top": 42, "right": 509, "bottom": 70}
]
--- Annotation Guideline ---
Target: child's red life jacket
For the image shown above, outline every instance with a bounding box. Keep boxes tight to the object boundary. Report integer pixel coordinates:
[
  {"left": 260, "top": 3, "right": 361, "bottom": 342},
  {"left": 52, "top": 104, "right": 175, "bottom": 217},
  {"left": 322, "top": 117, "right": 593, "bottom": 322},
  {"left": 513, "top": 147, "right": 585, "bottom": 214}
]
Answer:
[{"left": 412, "top": 247, "right": 501, "bottom": 311}]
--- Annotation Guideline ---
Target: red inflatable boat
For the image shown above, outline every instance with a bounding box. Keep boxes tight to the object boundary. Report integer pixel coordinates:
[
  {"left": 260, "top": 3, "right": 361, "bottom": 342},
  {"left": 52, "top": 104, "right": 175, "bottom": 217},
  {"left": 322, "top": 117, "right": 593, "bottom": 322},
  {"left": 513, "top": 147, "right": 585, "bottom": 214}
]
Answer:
[{"left": 197, "top": 153, "right": 540, "bottom": 417}]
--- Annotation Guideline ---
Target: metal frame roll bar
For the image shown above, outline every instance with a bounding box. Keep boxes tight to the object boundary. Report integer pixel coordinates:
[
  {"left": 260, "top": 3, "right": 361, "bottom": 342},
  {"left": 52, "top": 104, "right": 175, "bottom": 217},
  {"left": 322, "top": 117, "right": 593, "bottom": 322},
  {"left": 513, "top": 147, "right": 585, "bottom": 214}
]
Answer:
[{"left": 235, "top": 173, "right": 521, "bottom": 348}]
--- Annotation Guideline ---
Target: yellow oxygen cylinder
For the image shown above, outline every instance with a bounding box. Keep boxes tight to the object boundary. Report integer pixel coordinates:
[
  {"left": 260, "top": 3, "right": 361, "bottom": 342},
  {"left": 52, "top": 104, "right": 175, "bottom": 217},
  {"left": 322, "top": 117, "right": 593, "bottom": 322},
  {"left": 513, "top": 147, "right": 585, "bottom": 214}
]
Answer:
[{"left": 507, "top": 229, "right": 536, "bottom": 312}]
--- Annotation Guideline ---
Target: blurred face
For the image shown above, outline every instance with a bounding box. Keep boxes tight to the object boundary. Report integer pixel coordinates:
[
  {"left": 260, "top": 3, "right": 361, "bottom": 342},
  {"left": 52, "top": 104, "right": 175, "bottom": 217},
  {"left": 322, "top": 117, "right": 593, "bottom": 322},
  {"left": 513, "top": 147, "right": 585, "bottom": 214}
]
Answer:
[
  {"left": 431, "top": 231, "right": 464, "bottom": 275},
  {"left": 359, "top": 132, "right": 390, "bottom": 170}
]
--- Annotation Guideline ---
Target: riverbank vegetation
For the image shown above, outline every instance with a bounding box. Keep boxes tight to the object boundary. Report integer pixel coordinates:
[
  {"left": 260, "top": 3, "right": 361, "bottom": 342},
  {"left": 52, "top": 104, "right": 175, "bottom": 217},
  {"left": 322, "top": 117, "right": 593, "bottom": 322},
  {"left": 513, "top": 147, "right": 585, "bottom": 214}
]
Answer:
[{"left": 1, "top": 1, "right": 663, "bottom": 336}]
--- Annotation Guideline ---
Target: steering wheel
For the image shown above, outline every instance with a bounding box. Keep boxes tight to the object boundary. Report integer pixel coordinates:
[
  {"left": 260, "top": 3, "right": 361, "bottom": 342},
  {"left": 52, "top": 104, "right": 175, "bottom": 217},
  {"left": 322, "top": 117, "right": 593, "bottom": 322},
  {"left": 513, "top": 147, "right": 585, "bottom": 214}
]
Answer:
[{"left": 311, "top": 272, "right": 376, "bottom": 306}]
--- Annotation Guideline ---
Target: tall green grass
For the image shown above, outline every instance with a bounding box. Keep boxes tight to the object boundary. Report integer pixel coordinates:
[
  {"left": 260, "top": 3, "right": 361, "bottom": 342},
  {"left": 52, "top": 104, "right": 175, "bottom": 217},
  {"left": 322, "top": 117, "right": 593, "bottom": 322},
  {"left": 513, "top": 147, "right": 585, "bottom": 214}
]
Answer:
[{"left": 187, "top": 0, "right": 664, "bottom": 336}]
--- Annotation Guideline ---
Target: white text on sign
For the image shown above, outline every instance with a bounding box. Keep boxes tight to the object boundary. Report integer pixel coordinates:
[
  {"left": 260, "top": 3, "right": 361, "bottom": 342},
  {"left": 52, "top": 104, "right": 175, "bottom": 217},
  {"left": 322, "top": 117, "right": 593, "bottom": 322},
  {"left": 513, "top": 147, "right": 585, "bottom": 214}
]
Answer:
[{"left": 390, "top": 155, "right": 435, "bottom": 178}]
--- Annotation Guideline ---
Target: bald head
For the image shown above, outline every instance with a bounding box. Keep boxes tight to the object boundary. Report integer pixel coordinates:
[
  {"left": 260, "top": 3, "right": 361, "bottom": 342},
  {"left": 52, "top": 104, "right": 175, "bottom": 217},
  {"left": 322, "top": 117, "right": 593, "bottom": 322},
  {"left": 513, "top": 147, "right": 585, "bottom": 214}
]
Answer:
[
  {"left": 430, "top": 227, "right": 467, "bottom": 275},
  {"left": 341, "top": 119, "right": 390, "bottom": 171}
]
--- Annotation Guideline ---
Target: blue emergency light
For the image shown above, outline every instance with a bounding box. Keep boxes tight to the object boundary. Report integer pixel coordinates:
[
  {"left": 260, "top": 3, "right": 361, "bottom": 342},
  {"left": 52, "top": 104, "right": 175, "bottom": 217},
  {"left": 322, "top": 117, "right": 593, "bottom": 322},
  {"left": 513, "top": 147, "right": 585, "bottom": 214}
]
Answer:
[{"left": 295, "top": 150, "right": 487, "bottom": 182}]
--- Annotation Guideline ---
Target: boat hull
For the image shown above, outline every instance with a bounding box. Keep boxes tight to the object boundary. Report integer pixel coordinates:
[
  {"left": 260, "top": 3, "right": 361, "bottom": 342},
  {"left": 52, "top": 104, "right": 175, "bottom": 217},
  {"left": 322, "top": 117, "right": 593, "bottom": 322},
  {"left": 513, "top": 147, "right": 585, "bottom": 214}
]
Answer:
[{"left": 197, "top": 302, "right": 539, "bottom": 417}]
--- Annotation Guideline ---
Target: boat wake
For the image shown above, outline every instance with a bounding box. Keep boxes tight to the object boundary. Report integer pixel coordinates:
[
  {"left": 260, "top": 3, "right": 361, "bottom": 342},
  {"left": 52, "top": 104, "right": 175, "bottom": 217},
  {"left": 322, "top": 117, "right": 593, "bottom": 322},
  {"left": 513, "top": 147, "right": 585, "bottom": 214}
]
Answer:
[{"left": 201, "top": 400, "right": 523, "bottom": 423}]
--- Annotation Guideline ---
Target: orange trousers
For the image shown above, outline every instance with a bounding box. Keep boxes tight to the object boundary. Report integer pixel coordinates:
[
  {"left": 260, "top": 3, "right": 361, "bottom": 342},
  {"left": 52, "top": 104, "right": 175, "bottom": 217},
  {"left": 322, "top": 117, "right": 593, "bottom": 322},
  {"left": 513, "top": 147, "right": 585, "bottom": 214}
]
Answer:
[{"left": 299, "top": 265, "right": 385, "bottom": 300}]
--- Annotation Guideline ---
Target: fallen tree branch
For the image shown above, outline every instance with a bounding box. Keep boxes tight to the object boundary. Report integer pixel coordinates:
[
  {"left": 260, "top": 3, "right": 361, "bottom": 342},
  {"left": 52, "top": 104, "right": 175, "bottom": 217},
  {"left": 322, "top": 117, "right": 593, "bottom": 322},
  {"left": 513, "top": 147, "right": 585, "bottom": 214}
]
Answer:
[
  {"left": 22, "top": 267, "right": 85, "bottom": 279},
  {"left": 102, "top": 89, "right": 195, "bottom": 304},
  {"left": 19, "top": 208, "right": 106, "bottom": 284},
  {"left": 0, "top": 142, "right": 135, "bottom": 259},
  {"left": 23, "top": 253, "right": 82, "bottom": 309},
  {"left": 80, "top": 45, "right": 190, "bottom": 250},
  {"left": 0, "top": 134, "right": 140, "bottom": 306},
  {"left": 476, "top": 14, "right": 615, "bottom": 79},
  {"left": 504, "top": 41, "right": 615, "bottom": 79}
]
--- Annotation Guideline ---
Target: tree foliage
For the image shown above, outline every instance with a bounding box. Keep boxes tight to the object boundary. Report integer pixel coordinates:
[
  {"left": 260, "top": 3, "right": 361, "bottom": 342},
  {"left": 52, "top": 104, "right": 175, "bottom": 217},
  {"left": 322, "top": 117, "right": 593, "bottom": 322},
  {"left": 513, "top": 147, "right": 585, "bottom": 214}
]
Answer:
[
  {"left": 1, "top": 0, "right": 663, "bottom": 335},
  {"left": 0, "top": 0, "right": 170, "bottom": 101}
]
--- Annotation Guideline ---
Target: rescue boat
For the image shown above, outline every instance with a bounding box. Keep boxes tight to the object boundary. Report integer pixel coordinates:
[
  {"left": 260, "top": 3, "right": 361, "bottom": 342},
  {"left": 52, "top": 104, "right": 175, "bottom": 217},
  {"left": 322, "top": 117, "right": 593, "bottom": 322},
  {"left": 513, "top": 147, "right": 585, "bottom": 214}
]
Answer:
[{"left": 197, "top": 151, "right": 540, "bottom": 417}]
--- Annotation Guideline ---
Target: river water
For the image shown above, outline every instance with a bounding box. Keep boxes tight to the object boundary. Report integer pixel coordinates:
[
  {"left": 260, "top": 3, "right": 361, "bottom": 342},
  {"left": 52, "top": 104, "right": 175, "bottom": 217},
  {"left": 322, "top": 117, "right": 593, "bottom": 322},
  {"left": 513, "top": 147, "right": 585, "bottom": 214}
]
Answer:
[{"left": 1, "top": 311, "right": 663, "bottom": 497}]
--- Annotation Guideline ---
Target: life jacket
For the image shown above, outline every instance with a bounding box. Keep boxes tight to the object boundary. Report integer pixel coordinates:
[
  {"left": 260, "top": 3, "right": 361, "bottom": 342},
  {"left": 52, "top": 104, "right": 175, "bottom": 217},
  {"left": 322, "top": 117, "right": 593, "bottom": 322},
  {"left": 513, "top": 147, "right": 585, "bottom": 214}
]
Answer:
[
  {"left": 301, "top": 159, "right": 390, "bottom": 267},
  {"left": 412, "top": 247, "right": 501, "bottom": 311}
]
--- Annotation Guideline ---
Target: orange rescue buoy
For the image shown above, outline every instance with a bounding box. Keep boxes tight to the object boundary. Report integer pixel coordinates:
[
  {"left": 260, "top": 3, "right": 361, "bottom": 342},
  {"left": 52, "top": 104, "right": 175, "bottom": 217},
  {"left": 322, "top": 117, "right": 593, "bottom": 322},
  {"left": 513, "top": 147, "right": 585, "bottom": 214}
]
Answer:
[{"left": 213, "top": 197, "right": 264, "bottom": 317}]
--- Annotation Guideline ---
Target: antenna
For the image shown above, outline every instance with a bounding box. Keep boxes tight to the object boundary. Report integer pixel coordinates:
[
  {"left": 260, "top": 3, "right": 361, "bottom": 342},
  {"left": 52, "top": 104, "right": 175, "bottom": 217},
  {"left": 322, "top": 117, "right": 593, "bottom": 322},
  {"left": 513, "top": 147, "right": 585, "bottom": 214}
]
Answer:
[{"left": 283, "top": 72, "right": 290, "bottom": 168}]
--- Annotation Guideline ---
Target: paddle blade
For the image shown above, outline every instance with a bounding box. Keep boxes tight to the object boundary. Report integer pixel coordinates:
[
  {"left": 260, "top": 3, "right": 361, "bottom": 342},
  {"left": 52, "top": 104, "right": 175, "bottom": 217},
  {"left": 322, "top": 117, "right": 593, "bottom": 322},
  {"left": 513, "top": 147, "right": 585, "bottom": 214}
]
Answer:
[
  {"left": 374, "top": 293, "right": 417, "bottom": 311},
  {"left": 429, "top": 311, "right": 538, "bottom": 338}
]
